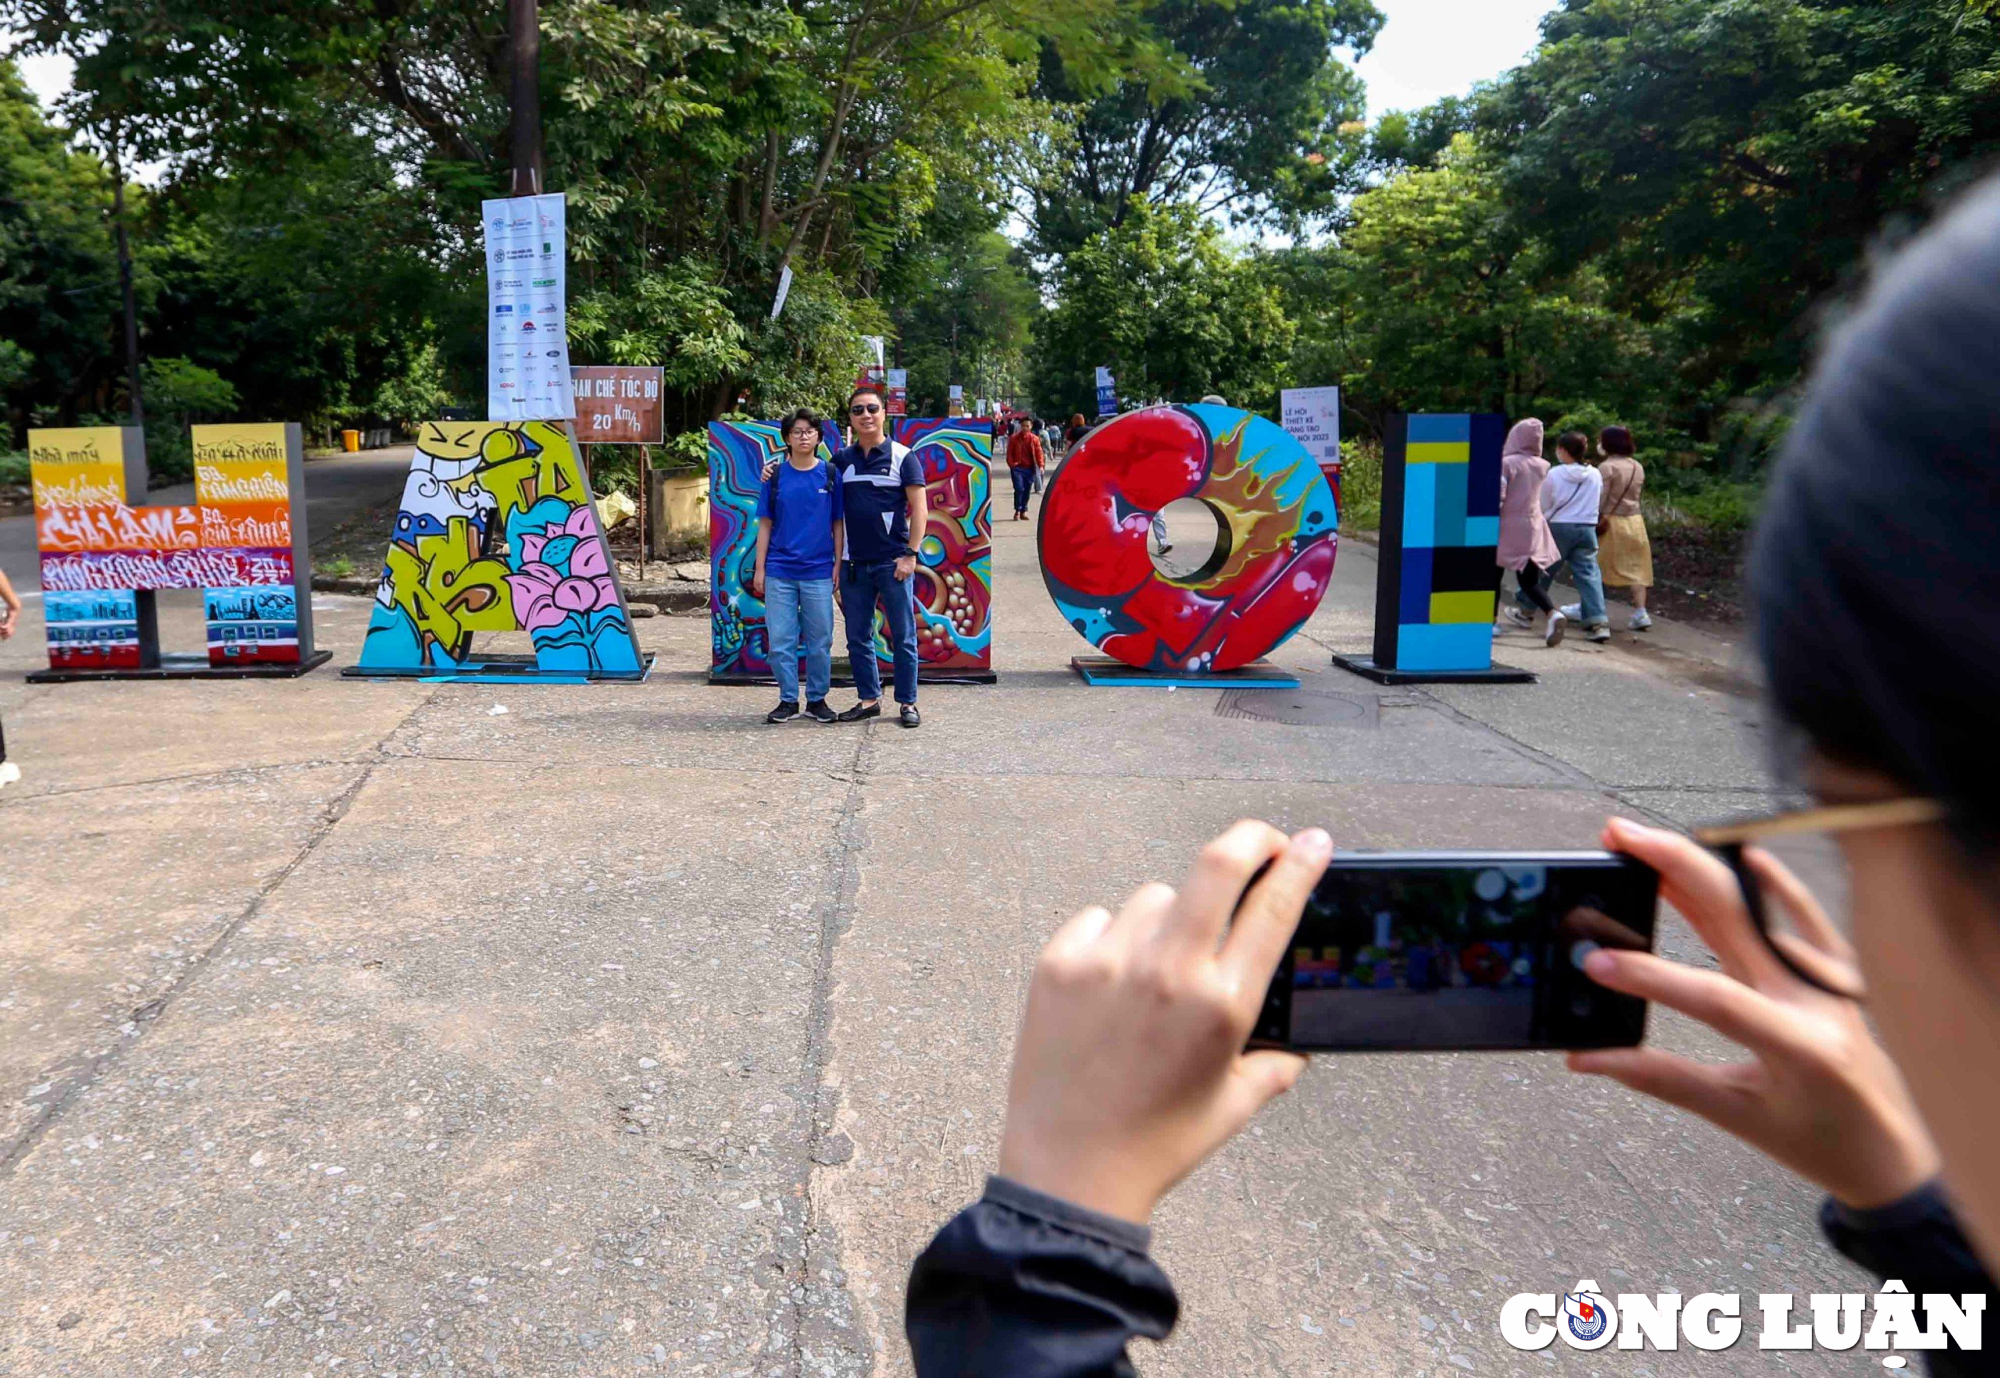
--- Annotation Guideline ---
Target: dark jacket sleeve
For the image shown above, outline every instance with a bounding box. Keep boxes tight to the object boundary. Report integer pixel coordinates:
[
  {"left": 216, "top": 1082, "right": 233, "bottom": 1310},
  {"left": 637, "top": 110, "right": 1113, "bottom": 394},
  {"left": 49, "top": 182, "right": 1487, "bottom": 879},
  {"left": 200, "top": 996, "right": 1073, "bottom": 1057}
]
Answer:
[
  {"left": 906, "top": 1175, "right": 1178, "bottom": 1378},
  {"left": 1820, "top": 1181, "right": 1996, "bottom": 1378}
]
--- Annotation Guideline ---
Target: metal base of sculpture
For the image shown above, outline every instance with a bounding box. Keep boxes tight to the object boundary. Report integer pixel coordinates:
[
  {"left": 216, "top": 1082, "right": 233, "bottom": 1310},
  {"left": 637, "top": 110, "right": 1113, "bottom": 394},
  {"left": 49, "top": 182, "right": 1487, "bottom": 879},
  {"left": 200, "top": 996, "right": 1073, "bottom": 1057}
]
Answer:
[
  {"left": 1330, "top": 652, "right": 1533, "bottom": 686},
  {"left": 32, "top": 649, "right": 333, "bottom": 683},
  {"left": 1069, "top": 655, "right": 1300, "bottom": 689}
]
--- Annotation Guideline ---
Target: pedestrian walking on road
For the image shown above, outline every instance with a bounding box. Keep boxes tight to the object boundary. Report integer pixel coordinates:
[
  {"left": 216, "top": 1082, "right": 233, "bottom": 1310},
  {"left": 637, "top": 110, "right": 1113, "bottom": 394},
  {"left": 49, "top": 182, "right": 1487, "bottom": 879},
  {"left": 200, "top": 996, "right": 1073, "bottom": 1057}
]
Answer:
[
  {"left": 833, "top": 385, "right": 927, "bottom": 729},
  {"left": 1064, "top": 413, "right": 1089, "bottom": 451},
  {"left": 752, "top": 410, "right": 844, "bottom": 725},
  {"left": 1595, "top": 426, "right": 1655, "bottom": 629},
  {"left": 1007, "top": 416, "right": 1045, "bottom": 520},
  {"left": 1540, "top": 430, "right": 1611, "bottom": 642},
  {"left": 1495, "top": 418, "right": 1567, "bottom": 646}
]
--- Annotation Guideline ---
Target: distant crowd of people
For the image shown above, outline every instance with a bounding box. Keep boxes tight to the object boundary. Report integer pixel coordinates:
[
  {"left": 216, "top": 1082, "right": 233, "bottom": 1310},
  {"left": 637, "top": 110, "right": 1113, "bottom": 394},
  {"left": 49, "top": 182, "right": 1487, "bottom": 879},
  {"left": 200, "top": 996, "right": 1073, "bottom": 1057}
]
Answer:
[{"left": 1498, "top": 421, "right": 1655, "bottom": 647}]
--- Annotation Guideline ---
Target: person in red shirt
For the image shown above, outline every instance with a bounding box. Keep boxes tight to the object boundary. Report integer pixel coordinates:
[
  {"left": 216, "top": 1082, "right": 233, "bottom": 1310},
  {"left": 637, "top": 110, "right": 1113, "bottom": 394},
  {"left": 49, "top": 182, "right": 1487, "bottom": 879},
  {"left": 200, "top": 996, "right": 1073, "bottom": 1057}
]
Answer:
[{"left": 1005, "top": 416, "right": 1046, "bottom": 520}]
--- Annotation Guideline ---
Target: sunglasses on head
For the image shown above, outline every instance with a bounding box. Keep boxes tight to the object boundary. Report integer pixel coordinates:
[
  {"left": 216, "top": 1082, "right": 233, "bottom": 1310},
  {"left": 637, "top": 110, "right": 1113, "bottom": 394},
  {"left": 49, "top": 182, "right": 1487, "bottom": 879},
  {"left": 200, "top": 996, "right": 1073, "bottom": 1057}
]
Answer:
[{"left": 850, "top": 403, "right": 882, "bottom": 415}]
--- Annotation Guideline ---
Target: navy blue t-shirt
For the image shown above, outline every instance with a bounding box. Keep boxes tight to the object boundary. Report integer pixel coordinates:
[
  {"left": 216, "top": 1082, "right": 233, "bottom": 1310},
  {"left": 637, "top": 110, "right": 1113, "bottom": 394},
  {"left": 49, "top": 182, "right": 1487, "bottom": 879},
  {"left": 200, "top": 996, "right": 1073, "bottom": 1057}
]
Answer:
[
  {"left": 756, "top": 459, "right": 844, "bottom": 579},
  {"left": 835, "top": 440, "right": 926, "bottom": 564}
]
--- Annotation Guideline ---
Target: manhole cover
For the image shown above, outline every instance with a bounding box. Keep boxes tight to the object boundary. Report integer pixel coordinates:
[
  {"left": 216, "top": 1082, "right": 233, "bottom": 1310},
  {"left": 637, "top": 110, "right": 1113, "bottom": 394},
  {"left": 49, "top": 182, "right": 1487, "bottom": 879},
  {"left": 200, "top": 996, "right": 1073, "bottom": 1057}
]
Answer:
[{"left": 1214, "top": 689, "right": 1377, "bottom": 727}]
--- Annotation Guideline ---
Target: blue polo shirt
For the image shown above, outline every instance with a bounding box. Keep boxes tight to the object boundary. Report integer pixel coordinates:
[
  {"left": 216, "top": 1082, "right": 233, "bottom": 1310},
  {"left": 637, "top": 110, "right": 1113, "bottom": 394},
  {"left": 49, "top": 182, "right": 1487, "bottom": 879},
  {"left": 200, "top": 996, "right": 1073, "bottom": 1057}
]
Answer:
[
  {"left": 756, "top": 459, "right": 844, "bottom": 579},
  {"left": 834, "top": 440, "right": 926, "bottom": 563}
]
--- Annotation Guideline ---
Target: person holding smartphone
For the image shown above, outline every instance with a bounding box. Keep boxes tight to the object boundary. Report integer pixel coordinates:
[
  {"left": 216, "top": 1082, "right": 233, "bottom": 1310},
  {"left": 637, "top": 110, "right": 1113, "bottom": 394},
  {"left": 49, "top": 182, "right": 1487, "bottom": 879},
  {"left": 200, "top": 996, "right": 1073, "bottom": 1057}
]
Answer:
[
  {"left": 905, "top": 172, "right": 2000, "bottom": 1374},
  {"left": 752, "top": 409, "right": 843, "bottom": 724},
  {"left": 832, "top": 386, "right": 928, "bottom": 728}
]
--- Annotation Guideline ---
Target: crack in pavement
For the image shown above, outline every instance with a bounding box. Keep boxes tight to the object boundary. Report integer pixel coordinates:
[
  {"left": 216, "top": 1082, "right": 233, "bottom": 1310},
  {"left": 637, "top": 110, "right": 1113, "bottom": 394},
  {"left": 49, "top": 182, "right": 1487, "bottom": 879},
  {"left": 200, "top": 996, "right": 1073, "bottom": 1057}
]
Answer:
[
  {"left": 0, "top": 688, "right": 437, "bottom": 1179},
  {"left": 776, "top": 728, "right": 875, "bottom": 1376}
]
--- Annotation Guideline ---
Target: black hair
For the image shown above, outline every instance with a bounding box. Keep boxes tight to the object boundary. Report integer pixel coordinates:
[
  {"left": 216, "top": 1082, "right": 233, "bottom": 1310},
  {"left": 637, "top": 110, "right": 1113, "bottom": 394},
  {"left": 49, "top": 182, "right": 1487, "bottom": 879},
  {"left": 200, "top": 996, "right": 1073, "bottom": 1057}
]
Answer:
[
  {"left": 1751, "top": 172, "right": 2000, "bottom": 853},
  {"left": 847, "top": 385, "right": 885, "bottom": 412},
  {"left": 783, "top": 408, "right": 821, "bottom": 441},
  {"left": 1599, "top": 425, "right": 1635, "bottom": 456},
  {"left": 1557, "top": 431, "right": 1590, "bottom": 460}
]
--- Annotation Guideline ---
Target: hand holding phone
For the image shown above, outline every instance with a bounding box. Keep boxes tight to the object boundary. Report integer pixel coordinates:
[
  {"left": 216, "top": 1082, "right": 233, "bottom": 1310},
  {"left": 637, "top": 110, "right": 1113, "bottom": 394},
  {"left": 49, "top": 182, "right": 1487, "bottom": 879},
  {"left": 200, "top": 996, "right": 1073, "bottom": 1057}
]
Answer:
[
  {"left": 1251, "top": 851, "right": 1660, "bottom": 1053},
  {"left": 997, "top": 823, "right": 1328, "bottom": 1225}
]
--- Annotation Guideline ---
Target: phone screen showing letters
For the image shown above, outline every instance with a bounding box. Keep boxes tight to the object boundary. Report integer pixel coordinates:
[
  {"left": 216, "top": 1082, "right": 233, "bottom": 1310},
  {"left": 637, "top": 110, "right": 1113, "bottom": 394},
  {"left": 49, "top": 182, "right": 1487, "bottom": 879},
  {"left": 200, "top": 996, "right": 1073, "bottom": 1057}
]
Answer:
[{"left": 1253, "top": 853, "right": 1658, "bottom": 1053}]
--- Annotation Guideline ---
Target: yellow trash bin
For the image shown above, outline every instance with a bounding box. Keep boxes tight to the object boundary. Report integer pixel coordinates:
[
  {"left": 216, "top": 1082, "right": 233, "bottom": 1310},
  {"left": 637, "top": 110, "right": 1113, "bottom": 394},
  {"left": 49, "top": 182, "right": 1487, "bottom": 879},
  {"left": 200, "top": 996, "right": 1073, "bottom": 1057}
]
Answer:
[{"left": 341, "top": 429, "right": 361, "bottom": 453}]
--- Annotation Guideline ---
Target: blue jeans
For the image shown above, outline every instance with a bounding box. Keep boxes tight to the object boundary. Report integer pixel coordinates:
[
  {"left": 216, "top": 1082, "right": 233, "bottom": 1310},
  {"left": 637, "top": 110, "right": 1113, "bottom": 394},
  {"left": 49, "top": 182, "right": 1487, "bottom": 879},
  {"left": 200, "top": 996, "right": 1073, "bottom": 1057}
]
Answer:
[
  {"left": 842, "top": 559, "right": 919, "bottom": 705},
  {"left": 1010, "top": 466, "right": 1035, "bottom": 514},
  {"left": 1529, "top": 522, "right": 1608, "bottom": 626},
  {"left": 764, "top": 576, "right": 833, "bottom": 702}
]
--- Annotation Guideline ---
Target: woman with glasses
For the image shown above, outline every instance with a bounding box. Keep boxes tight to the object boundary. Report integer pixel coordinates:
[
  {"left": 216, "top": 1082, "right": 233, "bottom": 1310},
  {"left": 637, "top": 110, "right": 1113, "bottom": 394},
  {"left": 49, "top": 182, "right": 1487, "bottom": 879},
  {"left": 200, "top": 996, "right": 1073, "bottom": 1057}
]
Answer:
[{"left": 903, "top": 176, "right": 2000, "bottom": 1374}]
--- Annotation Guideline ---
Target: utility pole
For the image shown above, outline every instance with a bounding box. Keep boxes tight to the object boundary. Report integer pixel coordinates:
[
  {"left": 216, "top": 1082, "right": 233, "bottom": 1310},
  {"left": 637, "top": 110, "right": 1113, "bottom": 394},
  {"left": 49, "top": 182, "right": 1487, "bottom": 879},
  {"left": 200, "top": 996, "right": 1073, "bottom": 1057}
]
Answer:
[
  {"left": 509, "top": 0, "right": 543, "bottom": 195},
  {"left": 108, "top": 124, "right": 142, "bottom": 427}
]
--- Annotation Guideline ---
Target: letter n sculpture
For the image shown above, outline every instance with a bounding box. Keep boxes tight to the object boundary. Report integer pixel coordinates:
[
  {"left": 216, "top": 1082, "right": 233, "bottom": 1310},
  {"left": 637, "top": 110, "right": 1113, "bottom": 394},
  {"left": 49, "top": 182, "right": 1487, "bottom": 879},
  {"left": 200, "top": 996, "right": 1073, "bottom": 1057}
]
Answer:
[
  {"left": 347, "top": 421, "right": 650, "bottom": 682},
  {"left": 28, "top": 423, "right": 329, "bottom": 681},
  {"left": 706, "top": 418, "right": 994, "bottom": 684},
  {"left": 1333, "top": 413, "right": 1532, "bottom": 684}
]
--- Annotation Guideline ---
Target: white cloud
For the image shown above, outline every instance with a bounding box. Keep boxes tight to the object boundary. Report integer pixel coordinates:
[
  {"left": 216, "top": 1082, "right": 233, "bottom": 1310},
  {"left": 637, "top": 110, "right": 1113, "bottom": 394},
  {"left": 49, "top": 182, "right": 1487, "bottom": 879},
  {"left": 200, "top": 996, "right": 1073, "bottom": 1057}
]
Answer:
[{"left": 1352, "top": 0, "right": 1552, "bottom": 118}]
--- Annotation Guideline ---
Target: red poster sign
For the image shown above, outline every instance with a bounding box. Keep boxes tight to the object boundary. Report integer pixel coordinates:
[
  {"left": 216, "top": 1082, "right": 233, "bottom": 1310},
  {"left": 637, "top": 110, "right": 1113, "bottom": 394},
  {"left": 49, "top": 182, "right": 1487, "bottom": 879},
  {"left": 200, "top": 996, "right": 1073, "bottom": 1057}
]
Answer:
[{"left": 569, "top": 366, "right": 665, "bottom": 444}]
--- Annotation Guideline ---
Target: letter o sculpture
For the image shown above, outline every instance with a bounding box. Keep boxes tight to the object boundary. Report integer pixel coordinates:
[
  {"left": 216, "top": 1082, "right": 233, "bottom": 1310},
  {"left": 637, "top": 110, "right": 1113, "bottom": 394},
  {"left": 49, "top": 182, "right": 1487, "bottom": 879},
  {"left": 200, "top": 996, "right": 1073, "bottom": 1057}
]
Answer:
[{"left": 1038, "top": 403, "right": 1338, "bottom": 673}]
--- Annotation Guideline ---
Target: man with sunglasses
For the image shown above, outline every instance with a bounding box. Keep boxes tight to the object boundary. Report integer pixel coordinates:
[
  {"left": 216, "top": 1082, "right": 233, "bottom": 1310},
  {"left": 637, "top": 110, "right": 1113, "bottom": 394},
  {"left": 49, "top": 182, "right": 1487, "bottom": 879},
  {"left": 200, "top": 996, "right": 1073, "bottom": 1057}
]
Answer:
[{"left": 832, "top": 386, "right": 929, "bottom": 727}]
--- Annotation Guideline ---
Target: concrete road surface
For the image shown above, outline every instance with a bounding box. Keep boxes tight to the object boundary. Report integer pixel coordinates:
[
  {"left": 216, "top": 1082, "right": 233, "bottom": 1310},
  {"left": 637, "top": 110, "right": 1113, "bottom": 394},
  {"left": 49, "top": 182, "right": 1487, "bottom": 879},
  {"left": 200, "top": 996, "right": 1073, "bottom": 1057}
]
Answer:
[{"left": 0, "top": 499, "right": 1876, "bottom": 1377}]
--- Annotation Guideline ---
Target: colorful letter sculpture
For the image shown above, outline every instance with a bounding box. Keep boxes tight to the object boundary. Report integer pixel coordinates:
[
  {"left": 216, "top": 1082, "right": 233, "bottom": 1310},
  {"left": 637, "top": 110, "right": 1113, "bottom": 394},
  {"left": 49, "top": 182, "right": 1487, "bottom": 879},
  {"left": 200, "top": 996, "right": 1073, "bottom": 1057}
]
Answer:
[
  {"left": 1038, "top": 404, "right": 1336, "bottom": 686},
  {"left": 1331, "top": 413, "right": 1532, "bottom": 684},
  {"left": 348, "top": 421, "right": 649, "bottom": 682},
  {"left": 706, "top": 418, "right": 994, "bottom": 684},
  {"left": 888, "top": 417, "right": 993, "bottom": 679},
  {"left": 707, "top": 419, "right": 833, "bottom": 682},
  {"left": 27, "top": 423, "right": 327, "bottom": 681}
]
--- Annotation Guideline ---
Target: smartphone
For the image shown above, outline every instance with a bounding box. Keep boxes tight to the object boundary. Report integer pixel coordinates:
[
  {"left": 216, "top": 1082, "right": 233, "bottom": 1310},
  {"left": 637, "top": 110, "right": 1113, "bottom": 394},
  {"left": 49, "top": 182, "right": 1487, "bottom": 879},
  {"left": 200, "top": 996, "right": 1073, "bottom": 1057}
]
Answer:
[{"left": 1249, "top": 851, "right": 1658, "bottom": 1052}]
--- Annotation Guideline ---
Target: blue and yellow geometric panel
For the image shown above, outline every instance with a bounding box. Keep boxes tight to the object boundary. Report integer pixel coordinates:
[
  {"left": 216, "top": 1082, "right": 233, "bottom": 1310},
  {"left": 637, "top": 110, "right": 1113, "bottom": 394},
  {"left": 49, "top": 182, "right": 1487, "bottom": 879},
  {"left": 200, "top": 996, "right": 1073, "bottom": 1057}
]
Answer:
[{"left": 1370, "top": 414, "right": 1509, "bottom": 673}]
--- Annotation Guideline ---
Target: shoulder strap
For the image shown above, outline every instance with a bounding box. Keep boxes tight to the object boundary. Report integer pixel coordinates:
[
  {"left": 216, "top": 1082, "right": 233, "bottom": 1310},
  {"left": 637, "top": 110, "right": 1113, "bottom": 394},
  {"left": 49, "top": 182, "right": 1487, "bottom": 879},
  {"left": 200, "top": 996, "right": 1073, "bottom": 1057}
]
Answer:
[{"left": 1601, "top": 461, "right": 1639, "bottom": 514}]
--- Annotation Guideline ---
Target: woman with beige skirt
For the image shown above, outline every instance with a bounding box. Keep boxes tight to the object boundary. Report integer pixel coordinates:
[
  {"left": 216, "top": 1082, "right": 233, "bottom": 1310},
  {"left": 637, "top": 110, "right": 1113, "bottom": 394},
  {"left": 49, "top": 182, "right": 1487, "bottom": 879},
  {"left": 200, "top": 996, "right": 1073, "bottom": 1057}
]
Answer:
[{"left": 1595, "top": 426, "right": 1654, "bottom": 630}]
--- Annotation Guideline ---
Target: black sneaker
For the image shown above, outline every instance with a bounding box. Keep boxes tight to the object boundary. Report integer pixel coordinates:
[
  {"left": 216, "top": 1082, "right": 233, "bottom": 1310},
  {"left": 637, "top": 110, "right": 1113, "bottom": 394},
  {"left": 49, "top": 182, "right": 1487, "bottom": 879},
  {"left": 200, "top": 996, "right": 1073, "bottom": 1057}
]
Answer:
[
  {"left": 804, "top": 699, "right": 838, "bottom": 724},
  {"left": 899, "top": 703, "right": 921, "bottom": 729},
  {"left": 835, "top": 701, "right": 882, "bottom": 723},
  {"left": 766, "top": 701, "right": 800, "bottom": 724}
]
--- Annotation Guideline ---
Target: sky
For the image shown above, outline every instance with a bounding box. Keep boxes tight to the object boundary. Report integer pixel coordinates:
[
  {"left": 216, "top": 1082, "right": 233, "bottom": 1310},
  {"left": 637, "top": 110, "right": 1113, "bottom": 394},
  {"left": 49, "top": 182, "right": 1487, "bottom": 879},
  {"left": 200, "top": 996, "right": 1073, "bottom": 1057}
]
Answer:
[
  {"left": 10, "top": 1, "right": 1556, "bottom": 125},
  {"left": 1352, "top": 0, "right": 1553, "bottom": 119}
]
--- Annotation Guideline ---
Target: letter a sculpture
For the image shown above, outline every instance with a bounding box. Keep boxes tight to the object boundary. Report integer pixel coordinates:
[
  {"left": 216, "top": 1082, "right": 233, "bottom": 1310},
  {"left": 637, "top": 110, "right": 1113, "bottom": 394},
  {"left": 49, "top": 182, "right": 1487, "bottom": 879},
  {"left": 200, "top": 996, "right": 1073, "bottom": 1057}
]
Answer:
[{"left": 348, "top": 421, "right": 650, "bottom": 682}]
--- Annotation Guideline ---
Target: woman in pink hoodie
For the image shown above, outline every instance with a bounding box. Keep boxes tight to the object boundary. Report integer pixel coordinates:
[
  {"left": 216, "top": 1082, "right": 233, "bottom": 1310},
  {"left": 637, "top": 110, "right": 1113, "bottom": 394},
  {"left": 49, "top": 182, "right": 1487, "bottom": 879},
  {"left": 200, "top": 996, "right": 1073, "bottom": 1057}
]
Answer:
[{"left": 1495, "top": 417, "right": 1566, "bottom": 647}]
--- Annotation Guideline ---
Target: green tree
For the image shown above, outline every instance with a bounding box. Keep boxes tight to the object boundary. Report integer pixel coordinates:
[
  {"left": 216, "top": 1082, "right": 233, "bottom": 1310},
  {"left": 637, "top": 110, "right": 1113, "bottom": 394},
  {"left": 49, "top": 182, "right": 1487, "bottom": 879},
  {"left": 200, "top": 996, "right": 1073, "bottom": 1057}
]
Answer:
[
  {"left": 1276, "top": 135, "right": 1673, "bottom": 440},
  {"left": 1033, "top": 199, "right": 1294, "bottom": 416},
  {"left": 1479, "top": 0, "right": 2000, "bottom": 423},
  {"left": 0, "top": 61, "right": 119, "bottom": 443},
  {"left": 1030, "top": 0, "right": 1384, "bottom": 253},
  {"left": 880, "top": 201, "right": 1039, "bottom": 416}
]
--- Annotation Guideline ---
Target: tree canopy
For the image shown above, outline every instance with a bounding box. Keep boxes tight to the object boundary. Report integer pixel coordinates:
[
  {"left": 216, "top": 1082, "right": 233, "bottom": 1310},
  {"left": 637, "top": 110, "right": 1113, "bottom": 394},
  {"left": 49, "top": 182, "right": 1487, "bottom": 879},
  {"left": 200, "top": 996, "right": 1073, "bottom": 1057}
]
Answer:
[{"left": 2, "top": 0, "right": 1996, "bottom": 506}]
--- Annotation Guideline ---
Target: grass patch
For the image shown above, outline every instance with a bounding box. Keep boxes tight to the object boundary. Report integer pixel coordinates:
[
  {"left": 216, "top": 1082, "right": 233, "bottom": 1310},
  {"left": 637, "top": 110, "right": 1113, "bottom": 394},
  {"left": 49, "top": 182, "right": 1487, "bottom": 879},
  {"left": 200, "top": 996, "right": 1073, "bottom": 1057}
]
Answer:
[
  {"left": 0, "top": 451, "right": 27, "bottom": 485},
  {"left": 1337, "top": 439, "right": 1382, "bottom": 536},
  {"left": 320, "top": 554, "right": 357, "bottom": 579},
  {"left": 1646, "top": 472, "right": 1762, "bottom": 533}
]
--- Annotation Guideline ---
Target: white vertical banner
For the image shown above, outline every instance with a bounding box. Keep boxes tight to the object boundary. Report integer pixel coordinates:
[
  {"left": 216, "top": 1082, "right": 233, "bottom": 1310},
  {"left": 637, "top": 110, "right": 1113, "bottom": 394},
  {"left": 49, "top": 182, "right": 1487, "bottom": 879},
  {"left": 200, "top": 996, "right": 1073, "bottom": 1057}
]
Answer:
[
  {"left": 1281, "top": 385, "right": 1342, "bottom": 476},
  {"left": 485, "top": 193, "right": 575, "bottom": 421}
]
